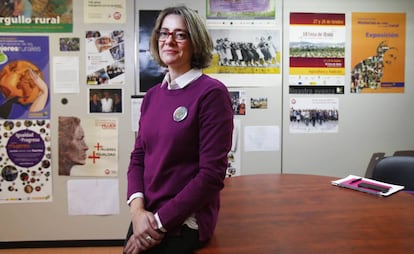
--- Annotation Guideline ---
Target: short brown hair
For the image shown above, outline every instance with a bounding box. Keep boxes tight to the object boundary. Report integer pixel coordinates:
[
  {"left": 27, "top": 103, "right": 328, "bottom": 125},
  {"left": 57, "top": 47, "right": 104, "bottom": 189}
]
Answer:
[{"left": 149, "top": 5, "right": 213, "bottom": 69}]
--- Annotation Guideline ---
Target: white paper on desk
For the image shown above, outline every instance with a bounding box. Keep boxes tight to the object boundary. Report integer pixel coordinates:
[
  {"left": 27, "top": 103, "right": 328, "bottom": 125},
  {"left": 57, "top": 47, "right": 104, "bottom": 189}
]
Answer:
[
  {"left": 53, "top": 56, "right": 80, "bottom": 93},
  {"left": 67, "top": 179, "right": 120, "bottom": 215},
  {"left": 244, "top": 125, "right": 280, "bottom": 151},
  {"left": 331, "top": 175, "right": 405, "bottom": 197}
]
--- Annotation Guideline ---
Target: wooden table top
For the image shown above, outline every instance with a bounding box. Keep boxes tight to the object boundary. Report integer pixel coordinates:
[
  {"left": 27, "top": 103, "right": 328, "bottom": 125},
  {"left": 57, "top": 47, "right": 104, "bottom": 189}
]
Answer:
[{"left": 197, "top": 174, "right": 414, "bottom": 254}]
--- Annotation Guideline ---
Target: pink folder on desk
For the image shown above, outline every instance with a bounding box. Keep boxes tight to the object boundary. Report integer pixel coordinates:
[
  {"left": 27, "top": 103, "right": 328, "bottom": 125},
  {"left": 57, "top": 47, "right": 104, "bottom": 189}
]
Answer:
[{"left": 331, "top": 175, "right": 405, "bottom": 197}]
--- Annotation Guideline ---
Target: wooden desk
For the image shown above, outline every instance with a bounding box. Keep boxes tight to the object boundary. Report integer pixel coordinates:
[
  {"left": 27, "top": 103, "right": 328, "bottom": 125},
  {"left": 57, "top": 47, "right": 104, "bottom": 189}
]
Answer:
[{"left": 197, "top": 174, "right": 414, "bottom": 254}]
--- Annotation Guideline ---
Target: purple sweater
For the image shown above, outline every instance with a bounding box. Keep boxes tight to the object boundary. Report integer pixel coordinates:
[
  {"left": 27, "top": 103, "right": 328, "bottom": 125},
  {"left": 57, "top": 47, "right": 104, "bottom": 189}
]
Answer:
[{"left": 127, "top": 74, "right": 233, "bottom": 241}]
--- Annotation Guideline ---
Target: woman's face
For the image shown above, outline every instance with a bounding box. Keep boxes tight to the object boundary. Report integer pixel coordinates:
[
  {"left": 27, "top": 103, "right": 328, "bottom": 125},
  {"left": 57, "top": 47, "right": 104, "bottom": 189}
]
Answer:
[
  {"left": 158, "top": 14, "right": 193, "bottom": 72},
  {"left": 67, "top": 125, "right": 88, "bottom": 165}
]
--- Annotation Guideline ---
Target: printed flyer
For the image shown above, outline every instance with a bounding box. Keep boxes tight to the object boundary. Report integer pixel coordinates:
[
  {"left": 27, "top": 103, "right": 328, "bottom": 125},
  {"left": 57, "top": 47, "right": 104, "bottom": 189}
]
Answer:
[
  {"left": 59, "top": 117, "right": 118, "bottom": 177},
  {"left": 289, "top": 13, "right": 345, "bottom": 94},
  {"left": 351, "top": 13, "right": 406, "bottom": 93},
  {"left": 84, "top": 0, "right": 126, "bottom": 24},
  {"left": 0, "top": 119, "right": 52, "bottom": 203},
  {"left": 0, "top": 36, "right": 50, "bottom": 120},
  {"left": 85, "top": 30, "right": 125, "bottom": 85}
]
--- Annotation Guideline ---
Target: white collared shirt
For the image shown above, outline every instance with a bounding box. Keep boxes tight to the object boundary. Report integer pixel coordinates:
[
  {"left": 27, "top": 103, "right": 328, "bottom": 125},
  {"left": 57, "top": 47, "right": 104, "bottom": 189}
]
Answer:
[{"left": 161, "top": 68, "right": 202, "bottom": 90}]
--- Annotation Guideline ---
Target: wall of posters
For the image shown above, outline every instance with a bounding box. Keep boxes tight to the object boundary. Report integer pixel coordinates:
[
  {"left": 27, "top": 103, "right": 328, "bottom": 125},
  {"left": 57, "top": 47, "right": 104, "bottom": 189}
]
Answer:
[{"left": 350, "top": 13, "right": 406, "bottom": 93}]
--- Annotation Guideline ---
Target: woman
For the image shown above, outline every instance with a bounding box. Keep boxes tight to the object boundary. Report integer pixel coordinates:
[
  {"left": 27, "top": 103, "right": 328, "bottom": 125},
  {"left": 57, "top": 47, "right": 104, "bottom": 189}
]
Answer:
[
  {"left": 58, "top": 116, "right": 89, "bottom": 176},
  {"left": 124, "top": 5, "right": 234, "bottom": 254},
  {"left": 89, "top": 92, "right": 102, "bottom": 113}
]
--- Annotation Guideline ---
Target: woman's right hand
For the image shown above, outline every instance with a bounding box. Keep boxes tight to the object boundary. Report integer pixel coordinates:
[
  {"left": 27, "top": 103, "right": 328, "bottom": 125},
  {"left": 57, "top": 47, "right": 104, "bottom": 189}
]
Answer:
[{"left": 124, "top": 198, "right": 164, "bottom": 253}]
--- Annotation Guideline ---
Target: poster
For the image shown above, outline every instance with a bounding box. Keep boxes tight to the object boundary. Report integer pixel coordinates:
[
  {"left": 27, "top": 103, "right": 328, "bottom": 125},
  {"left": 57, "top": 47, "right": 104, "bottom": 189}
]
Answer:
[
  {"left": 58, "top": 117, "right": 118, "bottom": 177},
  {"left": 85, "top": 30, "right": 125, "bottom": 85},
  {"left": 0, "top": 119, "right": 52, "bottom": 203},
  {"left": 289, "top": 13, "right": 345, "bottom": 94},
  {"left": 351, "top": 13, "right": 405, "bottom": 93},
  {"left": 84, "top": 0, "right": 126, "bottom": 24},
  {"left": 0, "top": 36, "right": 50, "bottom": 120},
  {"left": 0, "top": 0, "right": 73, "bottom": 33},
  {"left": 289, "top": 97, "right": 339, "bottom": 133},
  {"left": 205, "top": 28, "right": 281, "bottom": 75},
  {"left": 207, "top": 0, "right": 276, "bottom": 20}
]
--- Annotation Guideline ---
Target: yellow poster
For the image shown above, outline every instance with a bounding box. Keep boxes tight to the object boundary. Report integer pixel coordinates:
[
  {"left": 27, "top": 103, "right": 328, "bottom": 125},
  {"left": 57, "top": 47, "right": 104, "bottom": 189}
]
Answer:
[{"left": 351, "top": 13, "right": 406, "bottom": 93}]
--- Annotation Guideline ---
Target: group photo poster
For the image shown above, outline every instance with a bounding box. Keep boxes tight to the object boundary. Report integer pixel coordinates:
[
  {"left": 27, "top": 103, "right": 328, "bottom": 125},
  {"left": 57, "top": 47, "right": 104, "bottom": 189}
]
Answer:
[
  {"left": 350, "top": 12, "right": 406, "bottom": 93},
  {"left": 58, "top": 117, "right": 118, "bottom": 177},
  {"left": 85, "top": 30, "right": 125, "bottom": 85},
  {"left": 289, "top": 97, "right": 339, "bottom": 134},
  {"left": 204, "top": 27, "right": 281, "bottom": 75},
  {"left": 0, "top": 119, "right": 52, "bottom": 203},
  {"left": 0, "top": 0, "right": 73, "bottom": 33},
  {"left": 0, "top": 35, "right": 50, "bottom": 120}
]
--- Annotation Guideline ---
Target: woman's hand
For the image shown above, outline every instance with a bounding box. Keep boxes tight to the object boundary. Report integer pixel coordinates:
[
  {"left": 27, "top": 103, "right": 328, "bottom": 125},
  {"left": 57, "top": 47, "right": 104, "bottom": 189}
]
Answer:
[
  {"left": 28, "top": 69, "right": 48, "bottom": 112},
  {"left": 124, "top": 198, "right": 165, "bottom": 253}
]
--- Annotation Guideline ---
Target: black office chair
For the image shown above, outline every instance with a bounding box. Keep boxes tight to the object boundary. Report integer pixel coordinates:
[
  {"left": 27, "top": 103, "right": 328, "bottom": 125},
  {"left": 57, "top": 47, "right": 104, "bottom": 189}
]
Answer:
[{"left": 371, "top": 156, "right": 414, "bottom": 191}]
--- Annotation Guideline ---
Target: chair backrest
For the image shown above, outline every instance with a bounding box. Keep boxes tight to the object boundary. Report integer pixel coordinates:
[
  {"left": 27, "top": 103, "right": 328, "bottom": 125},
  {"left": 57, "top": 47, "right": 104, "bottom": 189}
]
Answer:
[
  {"left": 364, "top": 152, "right": 386, "bottom": 178},
  {"left": 372, "top": 156, "right": 414, "bottom": 191}
]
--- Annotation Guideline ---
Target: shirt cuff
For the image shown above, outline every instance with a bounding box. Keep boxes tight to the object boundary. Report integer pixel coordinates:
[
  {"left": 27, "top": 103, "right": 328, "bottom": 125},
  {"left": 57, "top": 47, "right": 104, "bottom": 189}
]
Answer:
[
  {"left": 154, "top": 213, "right": 167, "bottom": 232},
  {"left": 127, "top": 192, "right": 143, "bottom": 206}
]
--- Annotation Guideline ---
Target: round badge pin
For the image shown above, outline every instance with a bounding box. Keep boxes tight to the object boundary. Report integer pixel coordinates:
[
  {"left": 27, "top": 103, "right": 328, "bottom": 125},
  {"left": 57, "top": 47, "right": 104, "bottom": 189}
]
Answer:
[{"left": 173, "top": 106, "right": 188, "bottom": 122}]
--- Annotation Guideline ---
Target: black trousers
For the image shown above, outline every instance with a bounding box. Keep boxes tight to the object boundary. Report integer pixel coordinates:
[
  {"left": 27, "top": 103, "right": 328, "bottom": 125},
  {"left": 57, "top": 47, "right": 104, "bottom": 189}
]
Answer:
[{"left": 124, "top": 222, "right": 206, "bottom": 254}]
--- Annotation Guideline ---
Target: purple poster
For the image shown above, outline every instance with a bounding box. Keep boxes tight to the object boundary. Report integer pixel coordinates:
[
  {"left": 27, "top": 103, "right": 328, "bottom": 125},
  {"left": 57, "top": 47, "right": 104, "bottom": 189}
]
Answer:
[
  {"left": 0, "top": 119, "right": 52, "bottom": 203},
  {"left": 0, "top": 36, "right": 50, "bottom": 120}
]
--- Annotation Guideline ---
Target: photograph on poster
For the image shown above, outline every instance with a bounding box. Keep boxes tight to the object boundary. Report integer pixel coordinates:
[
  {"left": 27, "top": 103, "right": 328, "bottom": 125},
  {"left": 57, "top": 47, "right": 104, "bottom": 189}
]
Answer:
[
  {"left": 89, "top": 88, "right": 122, "bottom": 113},
  {"left": 59, "top": 117, "right": 118, "bottom": 177},
  {"left": 0, "top": 119, "right": 52, "bottom": 203},
  {"left": 59, "top": 37, "right": 80, "bottom": 51},
  {"left": 207, "top": 0, "right": 276, "bottom": 20},
  {"left": 289, "top": 97, "right": 339, "bottom": 134},
  {"left": 85, "top": 30, "right": 125, "bottom": 85},
  {"left": 230, "top": 90, "right": 246, "bottom": 115},
  {"left": 350, "top": 13, "right": 405, "bottom": 93},
  {"left": 137, "top": 10, "right": 167, "bottom": 93},
  {"left": 251, "top": 97, "right": 268, "bottom": 109},
  {"left": 204, "top": 28, "right": 280, "bottom": 74}
]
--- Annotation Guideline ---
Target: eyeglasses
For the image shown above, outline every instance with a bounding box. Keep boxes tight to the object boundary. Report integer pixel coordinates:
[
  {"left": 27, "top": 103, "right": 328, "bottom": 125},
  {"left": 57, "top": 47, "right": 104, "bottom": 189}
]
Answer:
[{"left": 157, "top": 29, "right": 189, "bottom": 42}]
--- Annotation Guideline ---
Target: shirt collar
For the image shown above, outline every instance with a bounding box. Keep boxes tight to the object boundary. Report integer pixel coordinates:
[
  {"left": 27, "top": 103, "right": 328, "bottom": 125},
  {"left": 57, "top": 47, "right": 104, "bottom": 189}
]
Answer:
[{"left": 161, "top": 69, "right": 202, "bottom": 90}]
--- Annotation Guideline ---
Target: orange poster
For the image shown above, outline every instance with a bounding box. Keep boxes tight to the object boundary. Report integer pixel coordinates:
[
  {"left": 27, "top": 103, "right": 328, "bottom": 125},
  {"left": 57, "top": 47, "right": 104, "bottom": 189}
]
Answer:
[{"left": 351, "top": 13, "right": 406, "bottom": 93}]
